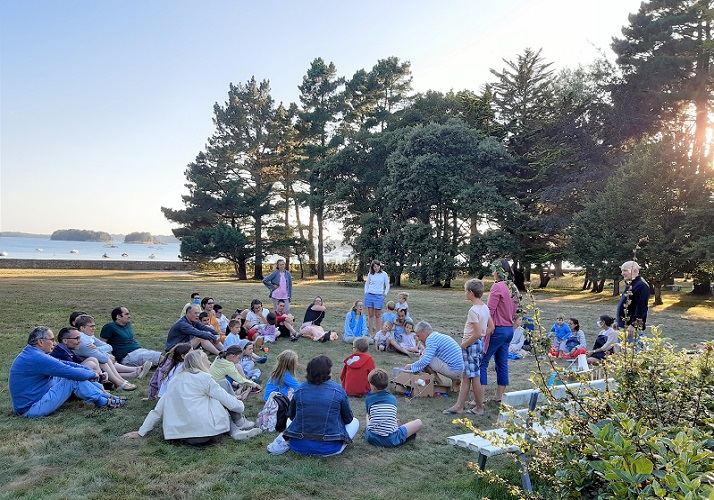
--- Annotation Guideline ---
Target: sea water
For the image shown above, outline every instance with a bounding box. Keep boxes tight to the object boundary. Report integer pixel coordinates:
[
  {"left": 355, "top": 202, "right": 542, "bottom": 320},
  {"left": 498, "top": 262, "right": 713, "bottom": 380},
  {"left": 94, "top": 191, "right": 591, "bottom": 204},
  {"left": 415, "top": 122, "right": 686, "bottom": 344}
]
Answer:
[{"left": 0, "top": 236, "right": 181, "bottom": 262}]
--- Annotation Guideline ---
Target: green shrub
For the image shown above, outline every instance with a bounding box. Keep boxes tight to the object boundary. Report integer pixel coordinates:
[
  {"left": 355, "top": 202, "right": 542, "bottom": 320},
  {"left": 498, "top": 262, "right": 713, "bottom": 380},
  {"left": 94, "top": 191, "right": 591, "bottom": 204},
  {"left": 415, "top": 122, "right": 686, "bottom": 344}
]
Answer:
[{"left": 460, "top": 295, "right": 714, "bottom": 499}]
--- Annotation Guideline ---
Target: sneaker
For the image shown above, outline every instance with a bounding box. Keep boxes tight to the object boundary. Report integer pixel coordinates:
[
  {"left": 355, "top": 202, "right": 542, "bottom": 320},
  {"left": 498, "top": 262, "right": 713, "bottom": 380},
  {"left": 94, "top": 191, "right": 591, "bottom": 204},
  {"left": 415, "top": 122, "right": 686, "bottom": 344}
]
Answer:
[
  {"left": 137, "top": 360, "right": 153, "bottom": 379},
  {"left": 267, "top": 434, "right": 290, "bottom": 454},
  {"left": 230, "top": 427, "right": 262, "bottom": 440},
  {"left": 255, "top": 355, "right": 268, "bottom": 364},
  {"left": 233, "top": 416, "right": 255, "bottom": 430}
]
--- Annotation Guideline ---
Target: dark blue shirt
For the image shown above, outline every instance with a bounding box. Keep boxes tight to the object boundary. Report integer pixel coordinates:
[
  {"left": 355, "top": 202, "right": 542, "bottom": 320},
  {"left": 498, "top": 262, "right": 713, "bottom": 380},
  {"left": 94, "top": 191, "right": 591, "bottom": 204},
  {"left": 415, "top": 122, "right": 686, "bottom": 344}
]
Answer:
[{"left": 617, "top": 275, "right": 650, "bottom": 328}]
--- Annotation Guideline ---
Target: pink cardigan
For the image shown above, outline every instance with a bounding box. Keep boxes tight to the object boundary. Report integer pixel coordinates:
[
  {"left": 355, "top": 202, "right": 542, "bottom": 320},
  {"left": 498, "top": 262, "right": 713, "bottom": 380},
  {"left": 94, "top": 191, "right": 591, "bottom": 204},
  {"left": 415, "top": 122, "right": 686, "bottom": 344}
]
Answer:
[{"left": 487, "top": 280, "right": 519, "bottom": 327}]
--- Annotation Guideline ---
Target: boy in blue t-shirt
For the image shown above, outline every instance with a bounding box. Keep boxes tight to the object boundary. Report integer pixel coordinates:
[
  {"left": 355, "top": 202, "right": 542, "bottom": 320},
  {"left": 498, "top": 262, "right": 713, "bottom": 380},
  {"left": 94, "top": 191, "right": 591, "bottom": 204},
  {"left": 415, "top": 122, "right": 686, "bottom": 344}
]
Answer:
[{"left": 365, "top": 369, "right": 422, "bottom": 447}]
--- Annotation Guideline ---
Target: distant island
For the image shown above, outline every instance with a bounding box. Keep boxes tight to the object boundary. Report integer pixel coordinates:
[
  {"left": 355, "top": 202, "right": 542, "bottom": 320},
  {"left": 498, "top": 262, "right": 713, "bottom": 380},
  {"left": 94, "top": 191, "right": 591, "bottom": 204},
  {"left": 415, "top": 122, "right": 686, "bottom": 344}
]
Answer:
[
  {"left": 124, "top": 231, "right": 163, "bottom": 244},
  {"left": 51, "top": 229, "right": 112, "bottom": 242},
  {"left": 0, "top": 232, "right": 50, "bottom": 238}
]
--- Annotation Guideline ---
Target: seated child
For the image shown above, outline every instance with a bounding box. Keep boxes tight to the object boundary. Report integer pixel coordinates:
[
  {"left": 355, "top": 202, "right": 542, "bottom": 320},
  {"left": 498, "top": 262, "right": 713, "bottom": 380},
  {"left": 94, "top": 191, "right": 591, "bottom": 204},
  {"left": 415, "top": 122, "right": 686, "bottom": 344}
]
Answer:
[
  {"left": 224, "top": 319, "right": 243, "bottom": 348},
  {"left": 395, "top": 292, "right": 409, "bottom": 315},
  {"left": 381, "top": 302, "right": 397, "bottom": 325},
  {"left": 365, "top": 369, "right": 422, "bottom": 448},
  {"left": 199, "top": 311, "right": 211, "bottom": 326},
  {"left": 147, "top": 343, "right": 192, "bottom": 400},
  {"left": 209, "top": 345, "right": 260, "bottom": 399},
  {"left": 549, "top": 314, "right": 572, "bottom": 356},
  {"left": 340, "top": 337, "right": 375, "bottom": 397},
  {"left": 237, "top": 340, "right": 266, "bottom": 383},
  {"left": 264, "top": 349, "right": 300, "bottom": 400},
  {"left": 399, "top": 321, "right": 420, "bottom": 355},
  {"left": 260, "top": 312, "right": 278, "bottom": 344},
  {"left": 509, "top": 316, "right": 528, "bottom": 358},
  {"left": 373, "top": 321, "right": 394, "bottom": 351},
  {"left": 214, "top": 304, "right": 229, "bottom": 342}
]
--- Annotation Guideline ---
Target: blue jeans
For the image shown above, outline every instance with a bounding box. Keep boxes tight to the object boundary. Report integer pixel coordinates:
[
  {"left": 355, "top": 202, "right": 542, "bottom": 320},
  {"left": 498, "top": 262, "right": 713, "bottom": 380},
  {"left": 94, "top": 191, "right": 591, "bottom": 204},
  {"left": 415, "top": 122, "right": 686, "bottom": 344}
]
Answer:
[
  {"left": 22, "top": 378, "right": 107, "bottom": 418},
  {"left": 479, "top": 326, "right": 514, "bottom": 387}
]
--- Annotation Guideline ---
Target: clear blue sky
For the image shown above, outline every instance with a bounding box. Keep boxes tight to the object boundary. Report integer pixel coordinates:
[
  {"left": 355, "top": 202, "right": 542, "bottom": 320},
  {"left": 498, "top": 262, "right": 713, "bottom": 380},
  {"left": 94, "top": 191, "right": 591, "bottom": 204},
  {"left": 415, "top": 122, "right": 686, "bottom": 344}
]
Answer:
[{"left": 1, "top": 0, "right": 643, "bottom": 235}]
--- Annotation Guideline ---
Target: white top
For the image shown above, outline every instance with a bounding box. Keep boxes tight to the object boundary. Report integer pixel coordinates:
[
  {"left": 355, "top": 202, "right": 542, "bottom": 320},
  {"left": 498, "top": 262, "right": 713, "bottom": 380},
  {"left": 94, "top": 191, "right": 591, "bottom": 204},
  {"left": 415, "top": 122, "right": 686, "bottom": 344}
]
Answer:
[
  {"left": 138, "top": 370, "right": 244, "bottom": 439},
  {"left": 464, "top": 303, "right": 490, "bottom": 342},
  {"left": 364, "top": 271, "right": 390, "bottom": 296},
  {"left": 246, "top": 308, "right": 270, "bottom": 331}
]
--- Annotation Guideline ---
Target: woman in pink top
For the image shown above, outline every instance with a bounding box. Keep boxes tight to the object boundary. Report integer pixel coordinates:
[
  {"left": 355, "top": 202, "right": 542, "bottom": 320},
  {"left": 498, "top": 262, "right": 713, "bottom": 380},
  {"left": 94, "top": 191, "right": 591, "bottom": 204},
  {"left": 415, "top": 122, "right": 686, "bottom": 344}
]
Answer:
[{"left": 481, "top": 258, "right": 520, "bottom": 402}]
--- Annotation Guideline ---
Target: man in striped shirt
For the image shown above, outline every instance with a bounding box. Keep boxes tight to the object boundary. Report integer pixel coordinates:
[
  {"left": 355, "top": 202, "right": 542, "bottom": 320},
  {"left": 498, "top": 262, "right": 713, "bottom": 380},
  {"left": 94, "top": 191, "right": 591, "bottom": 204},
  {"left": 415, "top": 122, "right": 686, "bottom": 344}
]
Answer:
[
  {"left": 365, "top": 369, "right": 422, "bottom": 447},
  {"left": 404, "top": 321, "right": 464, "bottom": 387}
]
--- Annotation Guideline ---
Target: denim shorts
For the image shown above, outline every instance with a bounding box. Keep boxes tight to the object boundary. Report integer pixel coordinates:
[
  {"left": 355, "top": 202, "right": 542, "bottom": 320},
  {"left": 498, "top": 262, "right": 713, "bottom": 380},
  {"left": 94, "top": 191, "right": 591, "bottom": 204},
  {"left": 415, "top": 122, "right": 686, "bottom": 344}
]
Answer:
[
  {"left": 364, "top": 293, "right": 385, "bottom": 309},
  {"left": 365, "top": 426, "right": 408, "bottom": 448}
]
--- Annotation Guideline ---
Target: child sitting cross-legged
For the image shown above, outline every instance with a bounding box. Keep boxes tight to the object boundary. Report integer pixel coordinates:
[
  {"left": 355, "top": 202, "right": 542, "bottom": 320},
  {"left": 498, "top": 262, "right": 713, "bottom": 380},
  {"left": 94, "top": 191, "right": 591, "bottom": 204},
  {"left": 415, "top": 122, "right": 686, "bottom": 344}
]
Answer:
[
  {"left": 340, "top": 337, "right": 375, "bottom": 397},
  {"left": 365, "top": 369, "right": 422, "bottom": 447},
  {"left": 373, "top": 321, "right": 394, "bottom": 352},
  {"left": 549, "top": 314, "right": 573, "bottom": 357}
]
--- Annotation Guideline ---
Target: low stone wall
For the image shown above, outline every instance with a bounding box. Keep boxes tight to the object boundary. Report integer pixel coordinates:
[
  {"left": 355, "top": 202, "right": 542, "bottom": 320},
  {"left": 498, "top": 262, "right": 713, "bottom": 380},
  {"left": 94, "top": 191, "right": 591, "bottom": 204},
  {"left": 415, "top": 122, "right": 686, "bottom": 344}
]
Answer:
[{"left": 0, "top": 258, "right": 195, "bottom": 271}]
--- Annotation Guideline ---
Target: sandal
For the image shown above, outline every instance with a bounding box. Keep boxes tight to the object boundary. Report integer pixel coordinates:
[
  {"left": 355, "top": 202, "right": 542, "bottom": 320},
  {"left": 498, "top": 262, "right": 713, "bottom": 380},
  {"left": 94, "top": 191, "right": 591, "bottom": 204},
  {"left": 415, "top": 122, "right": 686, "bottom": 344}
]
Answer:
[{"left": 120, "top": 381, "right": 137, "bottom": 391}]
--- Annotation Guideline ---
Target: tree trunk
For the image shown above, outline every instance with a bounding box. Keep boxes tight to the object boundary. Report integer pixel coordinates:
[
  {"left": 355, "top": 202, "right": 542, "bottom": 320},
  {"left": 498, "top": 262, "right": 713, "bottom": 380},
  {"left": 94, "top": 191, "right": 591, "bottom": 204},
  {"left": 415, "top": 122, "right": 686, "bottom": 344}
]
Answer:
[
  {"left": 554, "top": 259, "right": 563, "bottom": 278},
  {"left": 252, "top": 214, "right": 264, "bottom": 280},
  {"left": 308, "top": 204, "right": 316, "bottom": 275},
  {"left": 356, "top": 256, "right": 364, "bottom": 283},
  {"left": 393, "top": 267, "right": 402, "bottom": 287},
  {"left": 431, "top": 280, "right": 442, "bottom": 287},
  {"left": 691, "top": 278, "right": 712, "bottom": 295},
  {"left": 236, "top": 258, "right": 248, "bottom": 281},
  {"left": 317, "top": 208, "right": 325, "bottom": 280},
  {"left": 513, "top": 265, "right": 526, "bottom": 291},
  {"left": 582, "top": 270, "right": 591, "bottom": 290},
  {"left": 653, "top": 283, "right": 663, "bottom": 306},
  {"left": 443, "top": 279, "right": 451, "bottom": 288},
  {"left": 597, "top": 277, "right": 606, "bottom": 293},
  {"left": 538, "top": 269, "right": 551, "bottom": 288},
  {"left": 613, "top": 278, "right": 621, "bottom": 297}
]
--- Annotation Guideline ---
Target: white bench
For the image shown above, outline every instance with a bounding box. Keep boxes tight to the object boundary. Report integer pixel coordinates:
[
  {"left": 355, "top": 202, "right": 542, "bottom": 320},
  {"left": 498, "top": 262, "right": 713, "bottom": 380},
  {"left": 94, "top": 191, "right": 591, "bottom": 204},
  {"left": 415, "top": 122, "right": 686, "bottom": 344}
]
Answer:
[{"left": 447, "top": 379, "right": 615, "bottom": 492}]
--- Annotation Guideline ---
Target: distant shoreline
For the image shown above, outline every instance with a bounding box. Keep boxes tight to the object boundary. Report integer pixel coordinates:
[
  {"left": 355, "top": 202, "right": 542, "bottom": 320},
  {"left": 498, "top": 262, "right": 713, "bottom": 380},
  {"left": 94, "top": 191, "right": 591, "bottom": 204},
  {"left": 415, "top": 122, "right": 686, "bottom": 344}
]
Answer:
[{"left": 0, "top": 258, "right": 194, "bottom": 271}]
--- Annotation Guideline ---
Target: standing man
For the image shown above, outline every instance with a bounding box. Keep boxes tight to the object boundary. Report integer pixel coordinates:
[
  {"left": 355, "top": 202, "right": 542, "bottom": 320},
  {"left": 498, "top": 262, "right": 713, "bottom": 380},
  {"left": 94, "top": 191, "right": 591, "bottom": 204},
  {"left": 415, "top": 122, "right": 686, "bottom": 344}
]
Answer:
[
  {"left": 617, "top": 260, "right": 650, "bottom": 340},
  {"left": 165, "top": 304, "right": 222, "bottom": 354},
  {"left": 100, "top": 306, "right": 161, "bottom": 367},
  {"left": 404, "top": 321, "right": 464, "bottom": 388},
  {"left": 9, "top": 327, "right": 123, "bottom": 417}
]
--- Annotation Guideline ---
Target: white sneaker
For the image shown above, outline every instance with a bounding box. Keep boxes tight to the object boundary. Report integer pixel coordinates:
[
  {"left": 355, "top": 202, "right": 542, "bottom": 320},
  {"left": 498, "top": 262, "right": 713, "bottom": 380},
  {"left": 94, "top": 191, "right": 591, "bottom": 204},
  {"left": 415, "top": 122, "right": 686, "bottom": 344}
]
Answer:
[
  {"left": 234, "top": 417, "right": 255, "bottom": 430},
  {"left": 137, "top": 361, "right": 152, "bottom": 379},
  {"left": 230, "top": 427, "right": 262, "bottom": 440},
  {"left": 267, "top": 434, "right": 290, "bottom": 454}
]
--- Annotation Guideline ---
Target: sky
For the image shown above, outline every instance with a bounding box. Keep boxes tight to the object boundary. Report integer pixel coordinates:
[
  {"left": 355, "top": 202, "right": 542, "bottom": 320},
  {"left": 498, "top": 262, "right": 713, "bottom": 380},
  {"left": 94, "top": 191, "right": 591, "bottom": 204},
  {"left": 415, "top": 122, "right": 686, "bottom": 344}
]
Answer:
[{"left": 0, "top": 0, "right": 644, "bottom": 235}]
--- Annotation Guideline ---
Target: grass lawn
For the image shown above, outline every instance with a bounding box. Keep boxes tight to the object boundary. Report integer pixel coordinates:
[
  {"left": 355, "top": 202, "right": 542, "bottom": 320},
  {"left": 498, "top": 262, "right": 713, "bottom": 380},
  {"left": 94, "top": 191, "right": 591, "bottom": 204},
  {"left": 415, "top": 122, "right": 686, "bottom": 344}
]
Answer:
[{"left": 1, "top": 269, "right": 712, "bottom": 499}]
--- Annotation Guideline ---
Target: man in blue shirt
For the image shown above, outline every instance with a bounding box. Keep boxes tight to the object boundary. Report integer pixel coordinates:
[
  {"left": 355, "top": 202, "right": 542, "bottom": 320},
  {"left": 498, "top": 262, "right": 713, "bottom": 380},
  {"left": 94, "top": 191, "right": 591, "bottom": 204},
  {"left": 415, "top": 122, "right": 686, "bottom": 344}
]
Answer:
[
  {"left": 404, "top": 321, "right": 464, "bottom": 387},
  {"left": 9, "top": 327, "right": 122, "bottom": 417},
  {"left": 165, "top": 304, "right": 222, "bottom": 354}
]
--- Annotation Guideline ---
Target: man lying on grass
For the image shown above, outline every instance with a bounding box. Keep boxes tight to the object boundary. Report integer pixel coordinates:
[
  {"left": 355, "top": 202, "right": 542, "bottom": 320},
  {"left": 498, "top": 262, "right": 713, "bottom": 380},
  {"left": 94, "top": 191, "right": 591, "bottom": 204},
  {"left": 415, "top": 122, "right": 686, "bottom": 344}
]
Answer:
[{"left": 9, "top": 326, "right": 125, "bottom": 417}]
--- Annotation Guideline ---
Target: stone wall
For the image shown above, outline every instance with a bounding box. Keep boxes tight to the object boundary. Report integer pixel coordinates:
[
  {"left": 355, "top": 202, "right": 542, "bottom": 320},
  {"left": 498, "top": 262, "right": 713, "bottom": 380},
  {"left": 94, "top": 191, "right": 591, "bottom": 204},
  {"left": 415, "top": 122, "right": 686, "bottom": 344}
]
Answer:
[{"left": 0, "top": 258, "right": 195, "bottom": 271}]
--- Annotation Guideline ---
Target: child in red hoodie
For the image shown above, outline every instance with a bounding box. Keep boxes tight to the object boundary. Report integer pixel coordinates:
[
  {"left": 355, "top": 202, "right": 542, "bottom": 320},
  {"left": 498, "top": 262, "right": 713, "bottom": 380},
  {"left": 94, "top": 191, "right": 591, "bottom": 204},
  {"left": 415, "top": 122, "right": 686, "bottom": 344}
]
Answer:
[{"left": 340, "top": 337, "right": 375, "bottom": 397}]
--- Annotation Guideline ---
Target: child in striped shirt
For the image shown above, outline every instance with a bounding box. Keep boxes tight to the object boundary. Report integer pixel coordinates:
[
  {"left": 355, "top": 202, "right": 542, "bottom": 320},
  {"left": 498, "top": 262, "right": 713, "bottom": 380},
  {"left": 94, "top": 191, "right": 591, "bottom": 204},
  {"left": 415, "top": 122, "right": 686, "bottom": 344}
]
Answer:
[{"left": 364, "top": 369, "right": 422, "bottom": 447}]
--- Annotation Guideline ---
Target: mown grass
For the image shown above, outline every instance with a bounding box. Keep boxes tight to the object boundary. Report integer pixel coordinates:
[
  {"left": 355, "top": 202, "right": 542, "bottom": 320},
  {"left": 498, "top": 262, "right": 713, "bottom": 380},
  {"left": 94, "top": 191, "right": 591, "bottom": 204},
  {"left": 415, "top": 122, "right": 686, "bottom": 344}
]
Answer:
[{"left": 0, "top": 269, "right": 712, "bottom": 500}]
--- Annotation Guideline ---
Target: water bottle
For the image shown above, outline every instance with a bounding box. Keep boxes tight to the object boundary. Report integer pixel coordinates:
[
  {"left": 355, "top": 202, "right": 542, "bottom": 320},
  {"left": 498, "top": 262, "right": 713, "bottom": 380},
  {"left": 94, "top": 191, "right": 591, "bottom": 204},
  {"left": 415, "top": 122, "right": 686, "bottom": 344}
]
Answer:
[
  {"left": 405, "top": 390, "right": 412, "bottom": 397},
  {"left": 547, "top": 371, "right": 556, "bottom": 387}
]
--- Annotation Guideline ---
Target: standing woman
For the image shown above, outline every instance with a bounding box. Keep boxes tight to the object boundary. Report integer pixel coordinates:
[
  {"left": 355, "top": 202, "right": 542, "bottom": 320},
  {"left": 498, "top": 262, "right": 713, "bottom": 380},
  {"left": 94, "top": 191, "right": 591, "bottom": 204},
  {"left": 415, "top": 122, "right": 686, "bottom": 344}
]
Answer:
[
  {"left": 364, "top": 260, "right": 390, "bottom": 336},
  {"left": 481, "top": 259, "right": 520, "bottom": 403},
  {"left": 263, "top": 258, "right": 293, "bottom": 313}
]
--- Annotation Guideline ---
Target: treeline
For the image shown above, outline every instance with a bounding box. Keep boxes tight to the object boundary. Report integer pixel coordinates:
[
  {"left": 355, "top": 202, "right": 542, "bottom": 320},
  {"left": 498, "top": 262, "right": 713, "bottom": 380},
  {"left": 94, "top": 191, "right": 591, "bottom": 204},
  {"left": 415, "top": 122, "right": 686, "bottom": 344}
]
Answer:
[
  {"left": 163, "top": 0, "right": 713, "bottom": 302},
  {"left": 50, "top": 229, "right": 112, "bottom": 242}
]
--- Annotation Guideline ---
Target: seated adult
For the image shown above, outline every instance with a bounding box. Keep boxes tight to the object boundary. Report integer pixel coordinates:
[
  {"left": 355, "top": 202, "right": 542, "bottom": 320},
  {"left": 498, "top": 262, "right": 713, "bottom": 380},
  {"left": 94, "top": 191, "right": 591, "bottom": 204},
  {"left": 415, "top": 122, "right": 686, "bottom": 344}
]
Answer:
[
  {"left": 75, "top": 314, "right": 152, "bottom": 380},
  {"left": 268, "top": 355, "right": 359, "bottom": 456},
  {"left": 50, "top": 326, "right": 111, "bottom": 387},
  {"left": 246, "top": 299, "right": 270, "bottom": 332},
  {"left": 165, "top": 304, "right": 223, "bottom": 355},
  {"left": 299, "top": 296, "right": 337, "bottom": 342},
  {"left": 343, "top": 300, "right": 372, "bottom": 344},
  {"left": 404, "top": 321, "right": 464, "bottom": 387},
  {"left": 100, "top": 306, "right": 161, "bottom": 367},
  {"left": 200, "top": 297, "right": 221, "bottom": 332},
  {"left": 274, "top": 299, "right": 298, "bottom": 339},
  {"left": 587, "top": 314, "right": 620, "bottom": 365},
  {"left": 123, "top": 350, "right": 260, "bottom": 443},
  {"left": 9, "top": 327, "right": 124, "bottom": 417}
]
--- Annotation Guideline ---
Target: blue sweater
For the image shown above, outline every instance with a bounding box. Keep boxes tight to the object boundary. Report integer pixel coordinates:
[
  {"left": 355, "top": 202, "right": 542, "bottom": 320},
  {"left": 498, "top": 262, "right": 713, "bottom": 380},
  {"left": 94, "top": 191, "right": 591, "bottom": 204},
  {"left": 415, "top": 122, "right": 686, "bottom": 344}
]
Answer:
[
  {"left": 165, "top": 315, "right": 217, "bottom": 351},
  {"left": 9, "top": 345, "right": 96, "bottom": 414}
]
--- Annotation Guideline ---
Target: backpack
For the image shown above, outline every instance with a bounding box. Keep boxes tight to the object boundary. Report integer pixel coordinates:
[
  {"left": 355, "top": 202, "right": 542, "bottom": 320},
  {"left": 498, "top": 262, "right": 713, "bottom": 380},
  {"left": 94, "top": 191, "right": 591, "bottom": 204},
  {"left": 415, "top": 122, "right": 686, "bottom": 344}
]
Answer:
[{"left": 256, "top": 391, "right": 290, "bottom": 432}]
